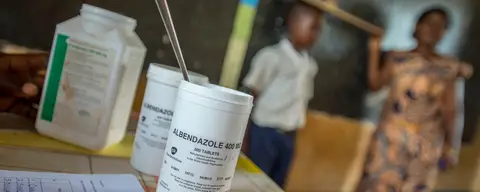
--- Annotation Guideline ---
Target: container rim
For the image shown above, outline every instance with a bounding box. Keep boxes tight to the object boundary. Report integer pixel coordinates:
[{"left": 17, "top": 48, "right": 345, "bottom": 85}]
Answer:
[
  {"left": 147, "top": 63, "right": 209, "bottom": 86},
  {"left": 81, "top": 4, "right": 137, "bottom": 26},
  {"left": 178, "top": 81, "right": 253, "bottom": 106}
]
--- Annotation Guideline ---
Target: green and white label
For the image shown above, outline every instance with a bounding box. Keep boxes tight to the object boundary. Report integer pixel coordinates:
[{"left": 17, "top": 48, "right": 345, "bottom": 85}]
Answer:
[
  {"left": 41, "top": 34, "right": 115, "bottom": 135},
  {"left": 41, "top": 34, "right": 68, "bottom": 122}
]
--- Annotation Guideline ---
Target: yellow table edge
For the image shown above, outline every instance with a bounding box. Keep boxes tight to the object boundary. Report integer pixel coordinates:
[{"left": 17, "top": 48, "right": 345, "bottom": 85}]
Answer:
[{"left": 0, "top": 130, "right": 262, "bottom": 173}]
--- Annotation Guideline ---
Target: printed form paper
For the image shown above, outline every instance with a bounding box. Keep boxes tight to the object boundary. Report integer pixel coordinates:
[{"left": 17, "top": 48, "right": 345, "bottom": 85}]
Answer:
[{"left": 0, "top": 170, "right": 144, "bottom": 192}]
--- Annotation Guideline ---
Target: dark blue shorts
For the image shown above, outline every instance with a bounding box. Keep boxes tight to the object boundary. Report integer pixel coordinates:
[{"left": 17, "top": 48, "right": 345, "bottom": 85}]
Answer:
[{"left": 246, "top": 122, "right": 296, "bottom": 189}]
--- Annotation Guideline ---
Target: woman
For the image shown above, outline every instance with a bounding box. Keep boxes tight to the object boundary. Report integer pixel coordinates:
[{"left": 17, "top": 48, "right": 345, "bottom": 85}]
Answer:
[{"left": 358, "top": 7, "right": 473, "bottom": 191}]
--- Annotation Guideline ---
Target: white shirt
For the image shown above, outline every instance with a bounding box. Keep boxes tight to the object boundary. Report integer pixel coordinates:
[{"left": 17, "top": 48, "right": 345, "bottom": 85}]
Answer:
[{"left": 243, "top": 39, "right": 318, "bottom": 131}]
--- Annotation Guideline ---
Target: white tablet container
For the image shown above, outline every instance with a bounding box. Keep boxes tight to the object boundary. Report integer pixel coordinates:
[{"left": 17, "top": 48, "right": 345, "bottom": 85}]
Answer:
[
  {"left": 130, "top": 63, "right": 209, "bottom": 176},
  {"left": 36, "top": 4, "right": 146, "bottom": 150},
  {"left": 157, "top": 81, "right": 253, "bottom": 192}
]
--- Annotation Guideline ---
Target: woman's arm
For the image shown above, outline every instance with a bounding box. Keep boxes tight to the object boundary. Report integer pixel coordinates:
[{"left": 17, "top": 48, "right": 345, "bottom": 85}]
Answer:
[
  {"left": 443, "top": 81, "right": 456, "bottom": 148},
  {"left": 441, "top": 79, "right": 460, "bottom": 168},
  {"left": 367, "top": 36, "right": 392, "bottom": 92},
  {"left": 441, "top": 62, "right": 474, "bottom": 162},
  {"left": 444, "top": 62, "right": 473, "bottom": 146},
  {"left": 441, "top": 62, "right": 473, "bottom": 164}
]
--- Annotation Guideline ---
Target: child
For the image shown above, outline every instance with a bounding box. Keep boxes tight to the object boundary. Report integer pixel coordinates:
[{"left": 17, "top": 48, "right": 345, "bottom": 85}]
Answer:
[{"left": 242, "top": 1, "right": 322, "bottom": 188}]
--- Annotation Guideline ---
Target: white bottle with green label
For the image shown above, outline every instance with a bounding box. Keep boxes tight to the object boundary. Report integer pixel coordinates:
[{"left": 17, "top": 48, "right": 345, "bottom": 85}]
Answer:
[{"left": 36, "top": 4, "right": 146, "bottom": 151}]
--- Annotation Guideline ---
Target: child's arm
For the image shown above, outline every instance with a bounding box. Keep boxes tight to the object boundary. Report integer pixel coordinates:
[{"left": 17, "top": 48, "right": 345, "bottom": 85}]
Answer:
[
  {"left": 239, "top": 86, "right": 258, "bottom": 100},
  {"left": 242, "top": 49, "right": 278, "bottom": 96},
  {"left": 239, "top": 87, "right": 255, "bottom": 154},
  {"left": 240, "top": 49, "right": 278, "bottom": 154}
]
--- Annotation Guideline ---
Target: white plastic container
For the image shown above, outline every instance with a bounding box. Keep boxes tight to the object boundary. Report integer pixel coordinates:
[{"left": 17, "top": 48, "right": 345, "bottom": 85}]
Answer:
[
  {"left": 36, "top": 4, "right": 147, "bottom": 150},
  {"left": 130, "top": 63, "right": 209, "bottom": 176},
  {"left": 157, "top": 81, "right": 253, "bottom": 192}
]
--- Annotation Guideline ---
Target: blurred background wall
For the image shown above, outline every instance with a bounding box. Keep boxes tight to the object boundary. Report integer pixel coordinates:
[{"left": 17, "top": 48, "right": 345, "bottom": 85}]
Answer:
[
  {"left": 1, "top": 0, "right": 478, "bottom": 141},
  {"left": 241, "top": 0, "right": 479, "bottom": 142}
]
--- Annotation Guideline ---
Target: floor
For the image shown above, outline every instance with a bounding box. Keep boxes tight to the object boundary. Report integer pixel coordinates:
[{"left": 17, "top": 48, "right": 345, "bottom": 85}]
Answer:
[
  {"left": 285, "top": 112, "right": 375, "bottom": 191},
  {"left": 285, "top": 111, "right": 480, "bottom": 191}
]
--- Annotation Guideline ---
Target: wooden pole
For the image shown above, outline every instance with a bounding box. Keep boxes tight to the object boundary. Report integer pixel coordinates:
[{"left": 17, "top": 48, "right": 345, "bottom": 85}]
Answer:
[
  {"left": 220, "top": 0, "right": 259, "bottom": 89},
  {"left": 302, "top": 0, "right": 384, "bottom": 36}
]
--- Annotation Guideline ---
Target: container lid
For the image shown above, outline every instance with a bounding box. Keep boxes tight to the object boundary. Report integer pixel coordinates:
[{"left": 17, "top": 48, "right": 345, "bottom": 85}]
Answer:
[
  {"left": 147, "top": 63, "right": 209, "bottom": 86},
  {"left": 81, "top": 4, "right": 137, "bottom": 28},
  {"left": 179, "top": 81, "right": 253, "bottom": 106}
]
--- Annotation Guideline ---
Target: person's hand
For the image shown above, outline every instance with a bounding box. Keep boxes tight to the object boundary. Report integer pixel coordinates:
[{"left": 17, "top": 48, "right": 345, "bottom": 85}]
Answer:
[
  {"left": 439, "top": 145, "right": 458, "bottom": 171},
  {"left": 13, "top": 82, "right": 38, "bottom": 99},
  {"left": 21, "top": 83, "right": 38, "bottom": 97},
  {"left": 368, "top": 36, "right": 382, "bottom": 53},
  {"left": 459, "top": 63, "right": 473, "bottom": 79}
]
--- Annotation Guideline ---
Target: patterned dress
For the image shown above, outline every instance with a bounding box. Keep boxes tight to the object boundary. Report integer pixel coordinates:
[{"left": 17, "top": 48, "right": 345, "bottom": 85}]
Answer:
[{"left": 358, "top": 52, "right": 464, "bottom": 192}]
